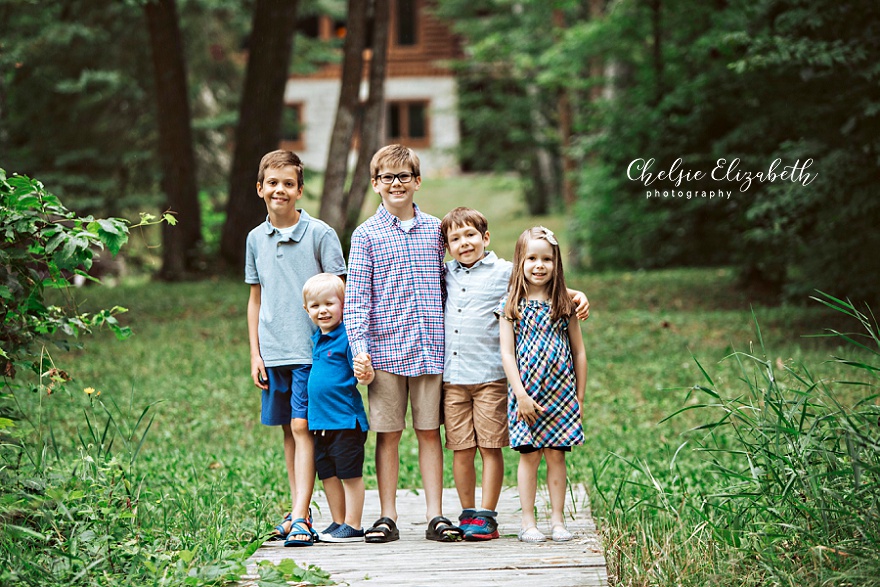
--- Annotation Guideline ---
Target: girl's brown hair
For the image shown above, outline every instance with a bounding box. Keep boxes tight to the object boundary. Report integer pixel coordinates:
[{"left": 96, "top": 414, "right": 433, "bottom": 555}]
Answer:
[{"left": 504, "top": 226, "right": 573, "bottom": 322}]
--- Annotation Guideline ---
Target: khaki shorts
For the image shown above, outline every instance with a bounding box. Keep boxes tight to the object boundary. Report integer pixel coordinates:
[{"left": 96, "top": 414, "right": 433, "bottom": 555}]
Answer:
[
  {"left": 442, "top": 379, "right": 509, "bottom": 450},
  {"left": 368, "top": 370, "right": 443, "bottom": 432}
]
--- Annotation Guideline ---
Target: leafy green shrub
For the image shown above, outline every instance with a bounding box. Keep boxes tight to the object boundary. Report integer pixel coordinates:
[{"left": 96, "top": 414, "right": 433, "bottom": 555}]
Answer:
[{"left": 0, "top": 170, "right": 132, "bottom": 361}]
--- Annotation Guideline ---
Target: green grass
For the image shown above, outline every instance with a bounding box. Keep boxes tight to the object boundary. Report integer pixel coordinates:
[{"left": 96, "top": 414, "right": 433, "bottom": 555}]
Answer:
[{"left": 2, "top": 175, "right": 878, "bottom": 586}]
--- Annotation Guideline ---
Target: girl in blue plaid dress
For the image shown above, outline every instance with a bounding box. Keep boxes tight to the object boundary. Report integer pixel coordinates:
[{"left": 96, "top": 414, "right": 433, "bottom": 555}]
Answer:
[{"left": 498, "top": 226, "right": 587, "bottom": 543}]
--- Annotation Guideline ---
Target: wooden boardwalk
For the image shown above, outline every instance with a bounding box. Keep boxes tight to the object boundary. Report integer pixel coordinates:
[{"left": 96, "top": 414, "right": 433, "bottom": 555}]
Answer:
[{"left": 245, "top": 485, "right": 607, "bottom": 586}]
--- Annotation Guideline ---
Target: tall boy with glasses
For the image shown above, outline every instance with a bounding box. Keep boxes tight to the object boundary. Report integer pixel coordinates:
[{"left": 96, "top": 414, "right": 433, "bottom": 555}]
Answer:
[{"left": 344, "top": 144, "right": 463, "bottom": 543}]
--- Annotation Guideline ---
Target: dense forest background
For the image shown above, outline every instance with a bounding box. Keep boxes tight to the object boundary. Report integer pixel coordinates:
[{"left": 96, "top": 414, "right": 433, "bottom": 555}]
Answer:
[{"left": 1, "top": 0, "right": 878, "bottom": 303}]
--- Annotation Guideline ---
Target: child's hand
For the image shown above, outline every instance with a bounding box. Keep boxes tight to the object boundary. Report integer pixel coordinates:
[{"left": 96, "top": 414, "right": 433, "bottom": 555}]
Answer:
[
  {"left": 572, "top": 291, "right": 590, "bottom": 321},
  {"left": 515, "top": 394, "right": 545, "bottom": 426},
  {"left": 251, "top": 358, "right": 268, "bottom": 390},
  {"left": 353, "top": 352, "right": 374, "bottom": 383}
]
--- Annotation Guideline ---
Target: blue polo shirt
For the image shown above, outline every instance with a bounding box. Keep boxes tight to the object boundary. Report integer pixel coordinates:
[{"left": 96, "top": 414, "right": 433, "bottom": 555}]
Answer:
[
  {"left": 244, "top": 210, "right": 346, "bottom": 367},
  {"left": 307, "top": 321, "right": 370, "bottom": 432}
]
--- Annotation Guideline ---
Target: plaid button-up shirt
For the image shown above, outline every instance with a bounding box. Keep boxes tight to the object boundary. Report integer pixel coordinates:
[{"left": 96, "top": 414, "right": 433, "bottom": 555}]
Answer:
[{"left": 344, "top": 204, "right": 446, "bottom": 377}]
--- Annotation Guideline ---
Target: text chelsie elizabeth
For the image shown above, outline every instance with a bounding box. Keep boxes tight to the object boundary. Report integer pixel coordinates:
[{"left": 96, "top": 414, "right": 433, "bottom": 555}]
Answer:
[{"left": 627, "top": 157, "right": 818, "bottom": 200}]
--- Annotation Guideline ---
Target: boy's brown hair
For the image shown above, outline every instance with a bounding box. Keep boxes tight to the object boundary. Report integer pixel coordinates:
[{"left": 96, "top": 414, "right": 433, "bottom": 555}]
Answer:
[
  {"left": 257, "top": 150, "right": 304, "bottom": 187},
  {"left": 440, "top": 207, "right": 488, "bottom": 245},
  {"left": 370, "top": 144, "right": 421, "bottom": 178}
]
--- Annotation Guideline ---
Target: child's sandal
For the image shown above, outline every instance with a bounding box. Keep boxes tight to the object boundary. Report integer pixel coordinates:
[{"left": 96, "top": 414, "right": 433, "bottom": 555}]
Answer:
[
  {"left": 269, "top": 513, "right": 292, "bottom": 541},
  {"left": 283, "top": 518, "right": 315, "bottom": 547},
  {"left": 426, "top": 516, "right": 463, "bottom": 542},
  {"left": 551, "top": 523, "right": 573, "bottom": 542},
  {"left": 518, "top": 526, "right": 547, "bottom": 543}
]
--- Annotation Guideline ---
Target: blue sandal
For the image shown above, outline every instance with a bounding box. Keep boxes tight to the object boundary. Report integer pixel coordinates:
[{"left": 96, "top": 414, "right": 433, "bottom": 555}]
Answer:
[
  {"left": 284, "top": 518, "right": 315, "bottom": 547},
  {"left": 270, "top": 513, "right": 292, "bottom": 541}
]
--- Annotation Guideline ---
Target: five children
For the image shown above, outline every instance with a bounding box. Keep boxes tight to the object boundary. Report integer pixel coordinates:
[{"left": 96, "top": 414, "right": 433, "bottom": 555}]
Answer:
[{"left": 246, "top": 145, "right": 589, "bottom": 547}]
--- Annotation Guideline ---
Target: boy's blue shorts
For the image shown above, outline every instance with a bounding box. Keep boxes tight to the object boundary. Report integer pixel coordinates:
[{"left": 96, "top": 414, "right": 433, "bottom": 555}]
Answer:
[{"left": 261, "top": 364, "right": 311, "bottom": 425}]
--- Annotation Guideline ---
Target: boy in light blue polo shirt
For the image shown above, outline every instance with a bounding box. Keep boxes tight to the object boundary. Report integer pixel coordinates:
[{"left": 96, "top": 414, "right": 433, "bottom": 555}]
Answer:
[
  {"left": 302, "top": 273, "right": 374, "bottom": 543},
  {"left": 245, "top": 150, "right": 346, "bottom": 546},
  {"left": 440, "top": 207, "right": 590, "bottom": 541}
]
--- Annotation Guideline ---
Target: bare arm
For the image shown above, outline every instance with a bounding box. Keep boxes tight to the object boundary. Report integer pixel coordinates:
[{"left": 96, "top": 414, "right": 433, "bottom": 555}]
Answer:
[
  {"left": 568, "top": 318, "right": 587, "bottom": 408},
  {"left": 499, "top": 317, "right": 544, "bottom": 425},
  {"left": 247, "top": 284, "right": 267, "bottom": 389}
]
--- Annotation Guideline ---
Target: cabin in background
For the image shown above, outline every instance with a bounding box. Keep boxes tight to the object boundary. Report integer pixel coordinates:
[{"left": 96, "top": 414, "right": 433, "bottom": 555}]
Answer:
[{"left": 282, "top": 0, "right": 462, "bottom": 177}]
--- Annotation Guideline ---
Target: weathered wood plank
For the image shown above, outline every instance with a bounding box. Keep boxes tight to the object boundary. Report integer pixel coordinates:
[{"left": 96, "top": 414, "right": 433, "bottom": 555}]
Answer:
[{"left": 244, "top": 485, "right": 607, "bottom": 586}]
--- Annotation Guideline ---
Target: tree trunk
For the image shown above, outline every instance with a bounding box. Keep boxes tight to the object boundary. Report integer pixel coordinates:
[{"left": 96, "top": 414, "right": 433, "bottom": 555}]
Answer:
[
  {"left": 649, "top": 0, "right": 663, "bottom": 105},
  {"left": 144, "top": 0, "right": 202, "bottom": 281},
  {"left": 342, "top": 0, "right": 390, "bottom": 247},
  {"left": 524, "top": 83, "right": 555, "bottom": 215},
  {"left": 319, "top": 0, "right": 369, "bottom": 233},
  {"left": 219, "top": 0, "right": 299, "bottom": 270},
  {"left": 553, "top": 9, "right": 576, "bottom": 211}
]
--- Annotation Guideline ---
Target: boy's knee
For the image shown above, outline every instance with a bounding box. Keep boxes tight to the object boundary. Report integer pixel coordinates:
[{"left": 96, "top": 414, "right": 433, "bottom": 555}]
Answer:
[
  {"left": 478, "top": 446, "right": 503, "bottom": 459},
  {"left": 291, "top": 418, "right": 311, "bottom": 435},
  {"left": 414, "top": 428, "right": 441, "bottom": 443},
  {"left": 454, "top": 447, "right": 478, "bottom": 459}
]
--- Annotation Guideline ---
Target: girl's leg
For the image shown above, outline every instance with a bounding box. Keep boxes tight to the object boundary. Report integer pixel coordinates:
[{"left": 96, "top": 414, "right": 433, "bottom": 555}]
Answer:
[
  {"left": 544, "top": 449, "right": 568, "bottom": 527},
  {"left": 321, "top": 476, "right": 346, "bottom": 525},
  {"left": 453, "top": 447, "right": 478, "bottom": 509},
  {"left": 478, "top": 447, "right": 504, "bottom": 511},
  {"left": 343, "top": 476, "right": 366, "bottom": 530},
  {"left": 517, "top": 449, "right": 543, "bottom": 530}
]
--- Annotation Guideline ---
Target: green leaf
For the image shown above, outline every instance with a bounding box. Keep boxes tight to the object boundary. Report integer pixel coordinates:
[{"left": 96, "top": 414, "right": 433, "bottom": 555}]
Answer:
[
  {"left": 163, "top": 213, "right": 178, "bottom": 226},
  {"left": 98, "top": 228, "right": 129, "bottom": 256}
]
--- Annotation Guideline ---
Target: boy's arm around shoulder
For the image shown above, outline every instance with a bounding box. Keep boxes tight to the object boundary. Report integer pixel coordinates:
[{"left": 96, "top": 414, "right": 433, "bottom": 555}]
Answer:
[{"left": 567, "top": 287, "right": 590, "bottom": 321}]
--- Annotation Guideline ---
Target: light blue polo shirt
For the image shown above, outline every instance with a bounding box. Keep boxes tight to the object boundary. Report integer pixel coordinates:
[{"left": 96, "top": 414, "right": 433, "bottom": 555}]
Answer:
[
  {"left": 443, "top": 250, "right": 512, "bottom": 384},
  {"left": 245, "top": 210, "right": 346, "bottom": 367},
  {"left": 307, "top": 322, "right": 369, "bottom": 431}
]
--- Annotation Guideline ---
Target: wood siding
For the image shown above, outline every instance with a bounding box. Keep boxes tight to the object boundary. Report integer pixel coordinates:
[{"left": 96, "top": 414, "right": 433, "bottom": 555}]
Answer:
[{"left": 290, "top": 0, "right": 461, "bottom": 81}]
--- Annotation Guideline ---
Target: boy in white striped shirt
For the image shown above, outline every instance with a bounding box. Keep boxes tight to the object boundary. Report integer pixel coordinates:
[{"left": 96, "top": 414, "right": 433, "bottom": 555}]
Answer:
[{"left": 440, "top": 208, "right": 589, "bottom": 541}]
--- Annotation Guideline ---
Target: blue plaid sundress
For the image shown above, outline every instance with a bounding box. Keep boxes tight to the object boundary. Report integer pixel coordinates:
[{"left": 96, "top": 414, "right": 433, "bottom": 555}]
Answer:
[{"left": 505, "top": 299, "right": 584, "bottom": 449}]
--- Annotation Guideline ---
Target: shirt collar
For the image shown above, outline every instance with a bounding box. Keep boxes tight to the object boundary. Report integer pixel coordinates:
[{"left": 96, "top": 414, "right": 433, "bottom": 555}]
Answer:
[
  {"left": 311, "top": 320, "right": 345, "bottom": 342},
  {"left": 451, "top": 250, "right": 498, "bottom": 271},
  {"left": 262, "top": 209, "right": 311, "bottom": 242},
  {"left": 376, "top": 202, "right": 421, "bottom": 228}
]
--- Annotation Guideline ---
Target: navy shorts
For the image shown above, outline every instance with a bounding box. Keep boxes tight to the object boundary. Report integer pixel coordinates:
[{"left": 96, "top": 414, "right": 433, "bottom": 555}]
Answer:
[
  {"left": 513, "top": 445, "right": 572, "bottom": 454},
  {"left": 261, "top": 364, "right": 311, "bottom": 425},
  {"left": 313, "top": 424, "right": 367, "bottom": 481}
]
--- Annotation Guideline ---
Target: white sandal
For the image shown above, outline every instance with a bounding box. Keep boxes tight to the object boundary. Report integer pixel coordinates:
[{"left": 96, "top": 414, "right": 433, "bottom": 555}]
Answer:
[
  {"left": 518, "top": 526, "right": 547, "bottom": 543},
  {"left": 551, "top": 523, "right": 573, "bottom": 542}
]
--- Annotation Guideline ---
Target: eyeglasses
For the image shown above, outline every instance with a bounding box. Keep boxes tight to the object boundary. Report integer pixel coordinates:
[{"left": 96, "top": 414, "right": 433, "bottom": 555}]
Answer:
[{"left": 375, "top": 172, "right": 415, "bottom": 184}]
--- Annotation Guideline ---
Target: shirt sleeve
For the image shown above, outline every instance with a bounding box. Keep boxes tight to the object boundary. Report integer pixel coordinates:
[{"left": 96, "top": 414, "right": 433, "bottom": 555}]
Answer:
[
  {"left": 317, "top": 225, "right": 347, "bottom": 276},
  {"left": 344, "top": 228, "right": 373, "bottom": 357},
  {"left": 244, "top": 232, "right": 259, "bottom": 284}
]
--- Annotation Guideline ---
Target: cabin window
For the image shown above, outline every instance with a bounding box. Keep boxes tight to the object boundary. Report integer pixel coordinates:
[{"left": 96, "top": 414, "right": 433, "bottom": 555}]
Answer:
[
  {"left": 396, "top": 0, "right": 418, "bottom": 46},
  {"left": 387, "top": 101, "right": 429, "bottom": 147}
]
